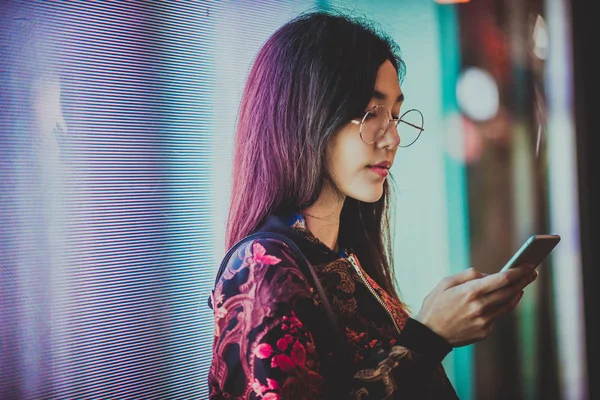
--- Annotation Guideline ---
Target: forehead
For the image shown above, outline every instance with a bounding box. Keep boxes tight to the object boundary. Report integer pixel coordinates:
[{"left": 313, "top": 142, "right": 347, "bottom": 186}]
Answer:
[{"left": 373, "top": 60, "right": 402, "bottom": 100}]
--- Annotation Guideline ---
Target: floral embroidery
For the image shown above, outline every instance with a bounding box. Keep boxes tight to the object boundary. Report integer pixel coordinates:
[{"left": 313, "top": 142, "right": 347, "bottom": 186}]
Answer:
[
  {"left": 209, "top": 238, "right": 326, "bottom": 399},
  {"left": 251, "top": 312, "right": 324, "bottom": 398},
  {"left": 353, "top": 345, "right": 417, "bottom": 398},
  {"left": 252, "top": 379, "right": 269, "bottom": 397},
  {"left": 209, "top": 214, "right": 457, "bottom": 399},
  {"left": 346, "top": 327, "right": 367, "bottom": 344},
  {"left": 254, "top": 343, "right": 274, "bottom": 359},
  {"left": 251, "top": 242, "right": 282, "bottom": 265}
]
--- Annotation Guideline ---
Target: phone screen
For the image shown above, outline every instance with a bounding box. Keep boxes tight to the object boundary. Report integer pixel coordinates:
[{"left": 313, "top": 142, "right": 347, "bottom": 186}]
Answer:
[{"left": 500, "top": 234, "right": 561, "bottom": 272}]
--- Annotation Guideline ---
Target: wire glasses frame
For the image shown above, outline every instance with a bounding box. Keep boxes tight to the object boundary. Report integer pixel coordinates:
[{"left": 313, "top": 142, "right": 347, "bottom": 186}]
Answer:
[{"left": 351, "top": 105, "right": 425, "bottom": 148}]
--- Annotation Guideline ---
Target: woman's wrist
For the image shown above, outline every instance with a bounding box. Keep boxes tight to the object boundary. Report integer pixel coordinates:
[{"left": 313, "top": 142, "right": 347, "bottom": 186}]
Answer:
[{"left": 397, "top": 317, "right": 453, "bottom": 363}]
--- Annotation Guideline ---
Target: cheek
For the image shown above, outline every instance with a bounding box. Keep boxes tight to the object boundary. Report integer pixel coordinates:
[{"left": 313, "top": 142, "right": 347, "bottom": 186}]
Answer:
[
  {"left": 326, "top": 127, "right": 371, "bottom": 178},
  {"left": 332, "top": 146, "right": 370, "bottom": 188},
  {"left": 342, "top": 140, "right": 369, "bottom": 169}
]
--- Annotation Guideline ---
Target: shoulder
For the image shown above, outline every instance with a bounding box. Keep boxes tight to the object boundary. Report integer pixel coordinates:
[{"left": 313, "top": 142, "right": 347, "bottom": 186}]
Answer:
[
  {"left": 230, "top": 236, "right": 303, "bottom": 269},
  {"left": 240, "top": 236, "right": 301, "bottom": 265},
  {"left": 217, "top": 236, "right": 310, "bottom": 292},
  {"left": 212, "top": 236, "right": 315, "bottom": 322}
]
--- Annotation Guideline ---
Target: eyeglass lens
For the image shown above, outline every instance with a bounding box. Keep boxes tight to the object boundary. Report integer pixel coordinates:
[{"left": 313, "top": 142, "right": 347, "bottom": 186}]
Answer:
[{"left": 361, "top": 106, "right": 423, "bottom": 147}]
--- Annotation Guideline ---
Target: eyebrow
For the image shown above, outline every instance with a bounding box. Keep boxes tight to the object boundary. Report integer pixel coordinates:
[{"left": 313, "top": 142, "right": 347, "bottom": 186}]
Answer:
[{"left": 373, "top": 90, "right": 404, "bottom": 103}]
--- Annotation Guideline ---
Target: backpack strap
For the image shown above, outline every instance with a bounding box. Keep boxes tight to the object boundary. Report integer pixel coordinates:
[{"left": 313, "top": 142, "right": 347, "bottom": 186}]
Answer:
[{"left": 209, "top": 232, "right": 337, "bottom": 327}]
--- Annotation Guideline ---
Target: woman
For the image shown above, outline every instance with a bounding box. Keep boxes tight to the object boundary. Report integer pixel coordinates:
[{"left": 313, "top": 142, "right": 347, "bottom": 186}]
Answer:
[{"left": 208, "top": 11, "right": 537, "bottom": 399}]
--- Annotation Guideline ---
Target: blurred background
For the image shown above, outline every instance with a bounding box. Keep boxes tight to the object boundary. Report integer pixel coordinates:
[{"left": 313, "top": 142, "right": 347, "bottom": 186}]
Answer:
[{"left": 1, "top": 0, "right": 596, "bottom": 399}]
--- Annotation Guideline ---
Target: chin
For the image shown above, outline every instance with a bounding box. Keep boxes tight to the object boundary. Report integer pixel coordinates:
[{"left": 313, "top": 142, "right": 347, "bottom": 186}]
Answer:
[{"left": 348, "top": 187, "right": 384, "bottom": 203}]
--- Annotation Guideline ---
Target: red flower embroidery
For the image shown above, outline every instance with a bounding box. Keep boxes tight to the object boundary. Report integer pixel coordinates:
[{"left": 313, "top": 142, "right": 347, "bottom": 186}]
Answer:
[
  {"left": 252, "top": 379, "right": 268, "bottom": 397},
  {"left": 252, "top": 242, "right": 281, "bottom": 265},
  {"left": 307, "top": 370, "right": 325, "bottom": 388},
  {"left": 262, "top": 393, "right": 280, "bottom": 400},
  {"left": 345, "top": 327, "right": 366, "bottom": 344},
  {"left": 271, "top": 354, "right": 295, "bottom": 372},
  {"left": 290, "top": 341, "right": 306, "bottom": 367},
  {"left": 276, "top": 338, "right": 287, "bottom": 351},
  {"left": 284, "top": 311, "right": 303, "bottom": 330},
  {"left": 254, "top": 343, "right": 273, "bottom": 359},
  {"left": 267, "top": 378, "right": 280, "bottom": 390},
  {"left": 215, "top": 307, "right": 227, "bottom": 319},
  {"left": 276, "top": 334, "right": 294, "bottom": 351}
]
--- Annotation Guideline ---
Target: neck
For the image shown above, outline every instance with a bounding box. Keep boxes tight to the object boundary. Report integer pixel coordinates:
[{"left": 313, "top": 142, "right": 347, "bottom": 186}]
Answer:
[{"left": 302, "top": 181, "right": 345, "bottom": 252}]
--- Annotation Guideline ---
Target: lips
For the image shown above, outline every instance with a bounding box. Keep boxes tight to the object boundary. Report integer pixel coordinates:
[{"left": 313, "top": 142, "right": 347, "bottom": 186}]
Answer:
[
  {"left": 369, "top": 161, "right": 392, "bottom": 169},
  {"left": 368, "top": 166, "right": 389, "bottom": 178}
]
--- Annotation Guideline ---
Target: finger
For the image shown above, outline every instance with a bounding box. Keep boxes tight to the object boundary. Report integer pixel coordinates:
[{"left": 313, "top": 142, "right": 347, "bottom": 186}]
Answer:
[
  {"left": 482, "top": 275, "right": 533, "bottom": 308},
  {"left": 513, "top": 265, "right": 537, "bottom": 275},
  {"left": 514, "top": 263, "right": 535, "bottom": 270},
  {"left": 470, "top": 268, "right": 532, "bottom": 295},
  {"left": 504, "top": 290, "right": 524, "bottom": 313},
  {"left": 523, "top": 269, "right": 539, "bottom": 287},
  {"left": 487, "top": 290, "right": 524, "bottom": 319},
  {"left": 442, "top": 268, "right": 485, "bottom": 289}
]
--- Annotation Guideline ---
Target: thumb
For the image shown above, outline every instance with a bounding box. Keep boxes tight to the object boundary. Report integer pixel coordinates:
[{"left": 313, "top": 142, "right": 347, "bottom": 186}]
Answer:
[{"left": 442, "top": 268, "right": 484, "bottom": 289}]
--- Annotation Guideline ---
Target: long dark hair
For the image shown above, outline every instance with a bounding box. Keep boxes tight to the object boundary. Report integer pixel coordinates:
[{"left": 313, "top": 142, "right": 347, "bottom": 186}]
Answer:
[{"left": 226, "top": 11, "right": 406, "bottom": 305}]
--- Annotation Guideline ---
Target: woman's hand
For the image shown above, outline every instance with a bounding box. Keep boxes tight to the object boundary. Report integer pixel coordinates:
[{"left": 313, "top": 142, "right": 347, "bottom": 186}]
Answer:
[{"left": 414, "top": 265, "right": 538, "bottom": 347}]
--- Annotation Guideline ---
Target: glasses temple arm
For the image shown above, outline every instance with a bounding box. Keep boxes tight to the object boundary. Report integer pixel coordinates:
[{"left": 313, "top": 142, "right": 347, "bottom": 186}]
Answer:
[{"left": 398, "top": 119, "right": 424, "bottom": 131}]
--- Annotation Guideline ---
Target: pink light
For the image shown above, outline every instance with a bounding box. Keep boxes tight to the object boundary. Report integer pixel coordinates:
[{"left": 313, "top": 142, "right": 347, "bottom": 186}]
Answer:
[{"left": 434, "top": 0, "right": 470, "bottom": 3}]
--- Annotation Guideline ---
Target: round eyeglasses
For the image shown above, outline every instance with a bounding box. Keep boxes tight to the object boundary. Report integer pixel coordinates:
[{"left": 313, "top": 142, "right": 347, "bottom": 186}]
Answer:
[{"left": 351, "top": 105, "right": 424, "bottom": 148}]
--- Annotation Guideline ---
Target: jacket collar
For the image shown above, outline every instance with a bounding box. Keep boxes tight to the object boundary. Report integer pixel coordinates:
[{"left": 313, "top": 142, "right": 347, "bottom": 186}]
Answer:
[{"left": 254, "top": 212, "right": 343, "bottom": 265}]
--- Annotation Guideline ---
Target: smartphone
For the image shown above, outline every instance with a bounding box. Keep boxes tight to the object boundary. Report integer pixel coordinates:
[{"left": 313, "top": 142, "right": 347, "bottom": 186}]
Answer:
[{"left": 500, "top": 234, "right": 561, "bottom": 272}]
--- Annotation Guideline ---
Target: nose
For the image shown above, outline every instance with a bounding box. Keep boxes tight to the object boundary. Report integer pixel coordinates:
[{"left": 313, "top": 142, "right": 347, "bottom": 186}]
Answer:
[{"left": 377, "top": 121, "right": 401, "bottom": 150}]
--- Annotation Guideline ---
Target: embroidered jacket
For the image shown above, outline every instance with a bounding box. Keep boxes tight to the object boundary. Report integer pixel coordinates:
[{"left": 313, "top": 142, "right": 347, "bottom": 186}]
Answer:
[{"left": 208, "top": 212, "right": 459, "bottom": 399}]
